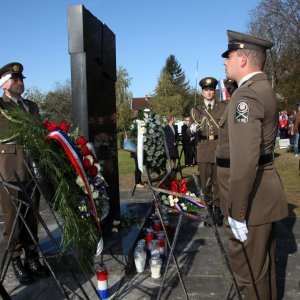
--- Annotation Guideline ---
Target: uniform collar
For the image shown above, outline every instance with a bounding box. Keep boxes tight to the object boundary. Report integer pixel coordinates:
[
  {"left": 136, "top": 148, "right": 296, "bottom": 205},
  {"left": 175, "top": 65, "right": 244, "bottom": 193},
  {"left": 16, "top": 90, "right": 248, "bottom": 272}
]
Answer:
[
  {"left": 204, "top": 99, "right": 215, "bottom": 109},
  {"left": 238, "top": 71, "right": 263, "bottom": 87}
]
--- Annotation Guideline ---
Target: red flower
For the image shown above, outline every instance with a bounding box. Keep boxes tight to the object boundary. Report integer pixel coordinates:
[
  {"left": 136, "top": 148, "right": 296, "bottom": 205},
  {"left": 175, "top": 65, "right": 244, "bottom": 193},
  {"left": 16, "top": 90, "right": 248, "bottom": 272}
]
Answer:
[
  {"left": 159, "top": 183, "right": 168, "bottom": 189},
  {"left": 59, "top": 122, "right": 70, "bottom": 132},
  {"left": 170, "top": 181, "right": 178, "bottom": 192},
  {"left": 76, "top": 136, "right": 88, "bottom": 146},
  {"left": 43, "top": 120, "right": 58, "bottom": 132},
  {"left": 89, "top": 165, "right": 98, "bottom": 177},
  {"left": 83, "top": 157, "right": 92, "bottom": 169},
  {"left": 179, "top": 185, "right": 188, "bottom": 194},
  {"left": 81, "top": 145, "right": 91, "bottom": 156}
]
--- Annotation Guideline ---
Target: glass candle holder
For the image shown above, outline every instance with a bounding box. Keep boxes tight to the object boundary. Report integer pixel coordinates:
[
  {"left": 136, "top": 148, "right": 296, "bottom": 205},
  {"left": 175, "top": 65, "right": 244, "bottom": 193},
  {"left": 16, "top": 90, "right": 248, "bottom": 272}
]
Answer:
[
  {"left": 150, "top": 254, "right": 162, "bottom": 279},
  {"left": 134, "top": 246, "right": 146, "bottom": 273}
]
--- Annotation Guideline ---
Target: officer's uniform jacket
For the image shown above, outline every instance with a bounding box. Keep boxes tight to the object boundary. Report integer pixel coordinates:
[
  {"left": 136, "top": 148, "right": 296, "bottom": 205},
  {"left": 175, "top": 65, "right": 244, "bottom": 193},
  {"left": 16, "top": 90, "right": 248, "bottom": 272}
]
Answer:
[
  {"left": 216, "top": 73, "right": 288, "bottom": 225},
  {"left": 191, "top": 99, "right": 226, "bottom": 163},
  {"left": 0, "top": 94, "right": 39, "bottom": 182}
]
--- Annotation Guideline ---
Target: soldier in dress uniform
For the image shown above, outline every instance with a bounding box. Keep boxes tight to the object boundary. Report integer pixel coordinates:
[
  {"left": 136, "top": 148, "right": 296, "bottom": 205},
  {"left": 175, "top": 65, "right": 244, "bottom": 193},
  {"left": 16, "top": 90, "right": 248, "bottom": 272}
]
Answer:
[
  {"left": 0, "top": 62, "right": 49, "bottom": 285},
  {"left": 216, "top": 30, "right": 288, "bottom": 299},
  {"left": 190, "top": 77, "right": 226, "bottom": 226}
]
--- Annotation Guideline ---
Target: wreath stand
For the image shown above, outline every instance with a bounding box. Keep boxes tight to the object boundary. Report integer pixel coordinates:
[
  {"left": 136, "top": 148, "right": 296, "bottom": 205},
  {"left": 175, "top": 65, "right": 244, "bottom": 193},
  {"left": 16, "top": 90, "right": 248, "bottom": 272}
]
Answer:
[
  {"left": 144, "top": 167, "right": 190, "bottom": 300},
  {"left": 0, "top": 161, "right": 101, "bottom": 299},
  {"left": 144, "top": 167, "right": 242, "bottom": 300}
]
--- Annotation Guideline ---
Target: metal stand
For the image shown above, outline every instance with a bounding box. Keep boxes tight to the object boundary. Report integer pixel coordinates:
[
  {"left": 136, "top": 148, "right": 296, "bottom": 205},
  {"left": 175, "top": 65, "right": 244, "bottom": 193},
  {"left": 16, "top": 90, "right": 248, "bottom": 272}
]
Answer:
[
  {"left": 0, "top": 165, "right": 101, "bottom": 299},
  {"left": 0, "top": 281, "right": 10, "bottom": 300},
  {"left": 144, "top": 168, "right": 189, "bottom": 300}
]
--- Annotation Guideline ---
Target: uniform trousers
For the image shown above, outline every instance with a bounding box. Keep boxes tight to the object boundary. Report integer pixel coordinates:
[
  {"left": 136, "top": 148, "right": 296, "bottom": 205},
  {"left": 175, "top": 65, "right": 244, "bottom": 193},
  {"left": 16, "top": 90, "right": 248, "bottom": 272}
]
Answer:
[
  {"left": 198, "top": 162, "right": 220, "bottom": 207},
  {"left": 226, "top": 222, "right": 276, "bottom": 300},
  {"left": 0, "top": 183, "right": 39, "bottom": 258}
]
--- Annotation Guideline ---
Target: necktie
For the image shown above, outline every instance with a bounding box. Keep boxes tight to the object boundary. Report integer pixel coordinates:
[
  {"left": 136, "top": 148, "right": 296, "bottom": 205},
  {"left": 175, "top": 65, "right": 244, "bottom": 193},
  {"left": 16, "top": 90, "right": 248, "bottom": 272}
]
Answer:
[
  {"left": 208, "top": 103, "right": 212, "bottom": 112},
  {"left": 17, "top": 99, "right": 26, "bottom": 111}
]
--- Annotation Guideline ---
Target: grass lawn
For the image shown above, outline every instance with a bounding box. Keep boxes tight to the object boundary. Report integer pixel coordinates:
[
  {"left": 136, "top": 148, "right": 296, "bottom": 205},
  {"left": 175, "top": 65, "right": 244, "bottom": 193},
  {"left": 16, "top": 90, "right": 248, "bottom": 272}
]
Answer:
[{"left": 118, "top": 146, "right": 300, "bottom": 216}]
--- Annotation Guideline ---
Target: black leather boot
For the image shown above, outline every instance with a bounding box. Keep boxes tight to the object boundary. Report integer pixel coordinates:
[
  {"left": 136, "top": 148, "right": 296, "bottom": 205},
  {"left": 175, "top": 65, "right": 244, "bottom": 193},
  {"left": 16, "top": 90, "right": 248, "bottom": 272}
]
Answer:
[
  {"left": 12, "top": 257, "right": 34, "bottom": 285},
  {"left": 214, "top": 206, "right": 224, "bottom": 227},
  {"left": 24, "top": 251, "right": 49, "bottom": 278}
]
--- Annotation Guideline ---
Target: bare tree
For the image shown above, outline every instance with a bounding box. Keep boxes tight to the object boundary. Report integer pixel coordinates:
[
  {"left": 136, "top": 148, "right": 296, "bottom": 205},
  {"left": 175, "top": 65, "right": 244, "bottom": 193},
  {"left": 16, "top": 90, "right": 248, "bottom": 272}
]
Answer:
[{"left": 248, "top": 0, "right": 300, "bottom": 109}]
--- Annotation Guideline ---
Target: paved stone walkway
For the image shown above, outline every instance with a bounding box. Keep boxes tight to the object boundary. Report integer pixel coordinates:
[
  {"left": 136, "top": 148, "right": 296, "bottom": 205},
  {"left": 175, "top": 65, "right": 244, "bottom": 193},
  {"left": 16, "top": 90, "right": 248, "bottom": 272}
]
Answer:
[{"left": 0, "top": 188, "right": 299, "bottom": 299}]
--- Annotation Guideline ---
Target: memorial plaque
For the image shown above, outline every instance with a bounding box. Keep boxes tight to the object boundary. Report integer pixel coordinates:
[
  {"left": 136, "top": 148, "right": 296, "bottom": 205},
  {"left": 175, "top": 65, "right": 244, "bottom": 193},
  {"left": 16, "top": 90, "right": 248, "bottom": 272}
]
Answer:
[{"left": 68, "top": 4, "right": 120, "bottom": 220}]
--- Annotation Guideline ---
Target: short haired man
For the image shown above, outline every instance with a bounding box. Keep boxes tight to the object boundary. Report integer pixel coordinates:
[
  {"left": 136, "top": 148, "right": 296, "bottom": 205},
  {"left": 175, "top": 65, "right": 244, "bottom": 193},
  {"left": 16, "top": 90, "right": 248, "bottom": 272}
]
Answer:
[
  {"left": 190, "top": 77, "right": 226, "bottom": 226},
  {"left": 216, "top": 30, "right": 288, "bottom": 299},
  {"left": 0, "top": 62, "right": 49, "bottom": 285}
]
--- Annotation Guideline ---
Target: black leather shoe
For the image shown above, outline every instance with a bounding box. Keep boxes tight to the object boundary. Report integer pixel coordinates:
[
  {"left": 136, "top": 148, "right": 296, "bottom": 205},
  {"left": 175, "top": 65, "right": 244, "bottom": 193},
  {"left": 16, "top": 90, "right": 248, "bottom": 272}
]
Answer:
[
  {"left": 214, "top": 206, "right": 224, "bottom": 227},
  {"left": 24, "top": 257, "right": 50, "bottom": 278},
  {"left": 12, "top": 257, "right": 34, "bottom": 285}
]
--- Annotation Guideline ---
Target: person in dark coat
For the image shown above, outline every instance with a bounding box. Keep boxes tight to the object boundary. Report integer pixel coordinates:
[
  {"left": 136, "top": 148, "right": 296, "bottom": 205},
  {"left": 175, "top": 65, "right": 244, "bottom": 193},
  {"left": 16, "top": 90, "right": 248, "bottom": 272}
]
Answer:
[
  {"left": 0, "top": 62, "right": 49, "bottom": 285},
  {"left": 181, "top": 116, "right": 195, "bottom": 167},
  {"left": 163, "top": 116, "right": 179, "bottom": 170}
]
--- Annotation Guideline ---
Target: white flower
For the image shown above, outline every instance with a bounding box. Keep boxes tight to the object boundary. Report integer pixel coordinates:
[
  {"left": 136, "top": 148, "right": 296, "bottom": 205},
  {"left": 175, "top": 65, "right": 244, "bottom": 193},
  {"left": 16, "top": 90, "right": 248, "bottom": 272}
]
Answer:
[
  {"left": 164, "top": 200, "right": 169, "bottom": 205},
  {"left": 174, "top": 197, "right": 179, "bottom": 203},
  {"left": 86, "top": 142, "right": 94, "bottom": 151},
  {"left": 76, "top": 176, "right": 85, "bottom": 188},
  {"left": 89, "top": 184, "right": 94, "bottom": 192},
  {"left": 161, "top": 195, "right": 167, "bottom": 200},
  {"left": 92, "top": 190, "right": 99, "bottom": 199},
  {"left": 113, "top": 220, "right": 120, "bottom": 225},
  {"left": 168, "top": 195, "right": 173, "bottom": 201},
  {"left": 170, "top": 199, "right": 175, "bottom": 207},
  {"left": 149, "top": 129, "right": 154, "bottom": 134},
  {"left": 141, "top": 127, "right": 147, "bottom": 134}
]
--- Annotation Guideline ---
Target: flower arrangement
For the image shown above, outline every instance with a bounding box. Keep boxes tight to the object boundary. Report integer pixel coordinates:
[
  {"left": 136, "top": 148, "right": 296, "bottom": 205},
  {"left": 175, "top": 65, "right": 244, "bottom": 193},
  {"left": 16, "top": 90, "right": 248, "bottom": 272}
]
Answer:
[
  {"left": 43, "top": 120, "right": 109, "bottom": 223},
  {"left": 141, "top": 111, "right": 167, "bottom": 174},
  {"left": 0, "top": 106, "right": 108, "bottom": 265},
  {"left": 159, "top": 177, "right": 205, "bottom": 213}
]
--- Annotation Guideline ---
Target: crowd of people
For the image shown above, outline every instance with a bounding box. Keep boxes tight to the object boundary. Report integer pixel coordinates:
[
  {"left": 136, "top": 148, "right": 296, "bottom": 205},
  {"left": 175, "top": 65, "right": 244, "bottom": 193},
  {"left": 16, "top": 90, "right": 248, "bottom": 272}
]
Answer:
[{"left": 278, "top": 108, "right": 300, "bottom": 157}]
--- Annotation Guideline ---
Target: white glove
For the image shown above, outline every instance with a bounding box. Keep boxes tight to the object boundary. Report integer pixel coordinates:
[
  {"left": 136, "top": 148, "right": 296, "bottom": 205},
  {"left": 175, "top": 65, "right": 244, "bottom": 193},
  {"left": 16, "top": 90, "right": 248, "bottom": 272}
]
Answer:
[
  {"left": 228, "top": 216, "right": 248, "bottom": 242},
  {"left": 189, "top": 123, "right": 197, "bottom": 133}
]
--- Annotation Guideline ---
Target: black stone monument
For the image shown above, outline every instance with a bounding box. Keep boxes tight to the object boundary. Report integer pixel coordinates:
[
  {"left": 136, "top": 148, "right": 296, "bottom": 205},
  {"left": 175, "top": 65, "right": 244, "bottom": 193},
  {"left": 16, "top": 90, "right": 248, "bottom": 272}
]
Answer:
[{"left": 67, "top": 4, "right": 120, "bottom": 220}]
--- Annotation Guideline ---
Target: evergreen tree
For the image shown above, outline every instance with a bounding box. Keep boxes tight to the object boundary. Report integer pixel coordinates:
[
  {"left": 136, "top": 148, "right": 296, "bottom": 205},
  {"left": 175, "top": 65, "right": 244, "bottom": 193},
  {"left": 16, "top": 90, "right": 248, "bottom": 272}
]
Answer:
[
  {"left": 151, "top": 55, "right": 192, "bottom": 118},
  {"left": 162, "top": 54, "right": 190, "bottom": 95}
]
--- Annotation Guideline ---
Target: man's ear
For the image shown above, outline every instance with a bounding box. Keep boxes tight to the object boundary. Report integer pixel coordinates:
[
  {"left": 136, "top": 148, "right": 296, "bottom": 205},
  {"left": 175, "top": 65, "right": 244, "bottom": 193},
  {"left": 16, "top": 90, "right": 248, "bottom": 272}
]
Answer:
[{"left": 240, "top": 53, "right": 248, "bottom": 68}]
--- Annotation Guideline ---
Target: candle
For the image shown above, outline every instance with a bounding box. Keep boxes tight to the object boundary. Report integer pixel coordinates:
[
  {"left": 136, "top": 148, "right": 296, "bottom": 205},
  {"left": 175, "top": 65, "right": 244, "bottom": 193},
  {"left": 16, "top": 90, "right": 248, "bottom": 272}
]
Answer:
[{"left": 150, "top": 255, "right": 162, "bottom": 279}]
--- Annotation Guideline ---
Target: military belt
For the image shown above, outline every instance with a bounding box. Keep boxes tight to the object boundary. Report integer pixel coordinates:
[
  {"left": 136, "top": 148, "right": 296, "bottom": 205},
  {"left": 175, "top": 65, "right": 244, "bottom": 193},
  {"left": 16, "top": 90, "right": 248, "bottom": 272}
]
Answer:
[
  {"left": 216, "top": 153, "right": 273, "bottom": 168},
  {"left": 199, "top": 134, "right": 218, "bottom": 141}
]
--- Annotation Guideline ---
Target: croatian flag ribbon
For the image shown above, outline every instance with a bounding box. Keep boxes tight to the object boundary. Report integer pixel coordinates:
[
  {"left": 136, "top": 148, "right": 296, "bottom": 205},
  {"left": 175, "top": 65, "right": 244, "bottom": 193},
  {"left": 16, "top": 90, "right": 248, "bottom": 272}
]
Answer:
[
  {"left": 182, "top": 197, "right": 205, "bottom": 208},
  {"left": 218, "top": 79, "right": 230, "bottom": 102},
  {"left": 45, "top": 130, "right": 103, "bottom": 252}
]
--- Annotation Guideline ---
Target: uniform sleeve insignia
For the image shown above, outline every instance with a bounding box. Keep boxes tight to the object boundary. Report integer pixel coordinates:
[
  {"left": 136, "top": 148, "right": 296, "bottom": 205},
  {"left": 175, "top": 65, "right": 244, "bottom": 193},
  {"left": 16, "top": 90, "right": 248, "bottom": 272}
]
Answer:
[{"left": 235, "top": 100, "right": 249, "bottom": 123}]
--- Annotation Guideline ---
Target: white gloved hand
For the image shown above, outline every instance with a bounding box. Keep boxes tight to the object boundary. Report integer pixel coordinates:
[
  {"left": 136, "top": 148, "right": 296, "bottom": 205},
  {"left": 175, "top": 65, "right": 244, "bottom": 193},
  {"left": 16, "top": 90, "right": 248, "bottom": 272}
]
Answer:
[
  {"left": 189, "top": 123, "right": 197, "bottom": 133},
  {"left": 228, "top": 216, "right": 248, "bottom": 242}
]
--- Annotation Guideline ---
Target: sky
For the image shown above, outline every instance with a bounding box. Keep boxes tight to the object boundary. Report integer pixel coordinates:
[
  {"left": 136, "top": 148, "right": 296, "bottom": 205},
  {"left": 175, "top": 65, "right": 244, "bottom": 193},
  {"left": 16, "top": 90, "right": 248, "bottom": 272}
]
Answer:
[{"left": 1, "top": 0, "right": 261, "bottom": 97}]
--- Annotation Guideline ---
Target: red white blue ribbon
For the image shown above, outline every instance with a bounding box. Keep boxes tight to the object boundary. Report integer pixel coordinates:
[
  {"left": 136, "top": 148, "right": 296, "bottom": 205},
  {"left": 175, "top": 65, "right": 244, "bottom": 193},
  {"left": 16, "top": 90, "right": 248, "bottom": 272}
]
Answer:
[
  {"left": 182, "top": 196, "right": 205, "bottom": 208},
  {"left": 218, "top": 79, "right": 230, "bottom": 102},
  {"left": 45, "top": 131, "right": 103, "bottom": 241}
]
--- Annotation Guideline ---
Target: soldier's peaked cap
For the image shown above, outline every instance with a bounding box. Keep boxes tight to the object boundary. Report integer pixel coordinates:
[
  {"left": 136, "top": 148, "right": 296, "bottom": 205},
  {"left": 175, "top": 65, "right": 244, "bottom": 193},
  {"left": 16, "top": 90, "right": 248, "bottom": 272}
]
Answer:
[
  {"left": 221, "top": 30, "right": 274, "bottom": 58},
  {"left": 199, "top": 77, "right": 218, "bottom": 90},
  {"left": 0, "top": 62, "right": 25, "bottom": 79}
]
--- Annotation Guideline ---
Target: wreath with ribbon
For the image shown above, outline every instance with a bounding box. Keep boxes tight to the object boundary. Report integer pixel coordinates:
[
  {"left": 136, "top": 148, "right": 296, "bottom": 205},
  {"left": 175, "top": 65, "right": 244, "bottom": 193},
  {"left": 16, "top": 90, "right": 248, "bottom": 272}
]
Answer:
[{"left": 0, "top": 105, "right": 109, "bottom": 266}]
